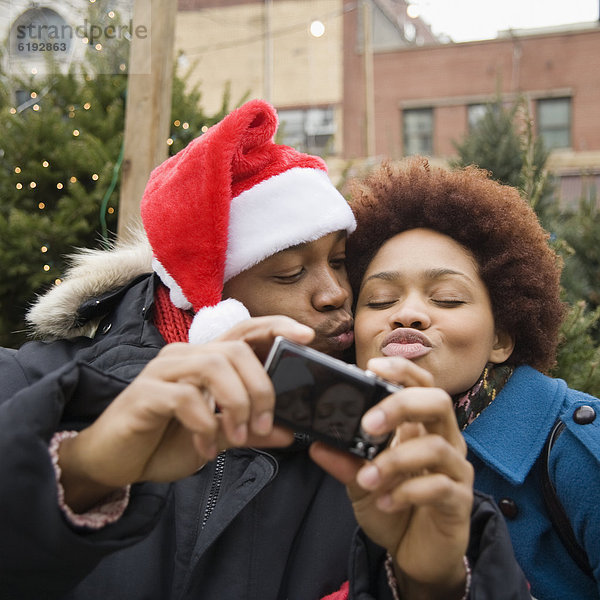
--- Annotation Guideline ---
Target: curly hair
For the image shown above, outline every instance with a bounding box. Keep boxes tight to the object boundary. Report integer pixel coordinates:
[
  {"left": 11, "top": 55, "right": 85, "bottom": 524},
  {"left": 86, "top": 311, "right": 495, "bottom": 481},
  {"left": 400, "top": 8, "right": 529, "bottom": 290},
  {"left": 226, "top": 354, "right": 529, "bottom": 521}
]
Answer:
[{"left": 346, "top": 157, "right": 565, "bottom": 373}]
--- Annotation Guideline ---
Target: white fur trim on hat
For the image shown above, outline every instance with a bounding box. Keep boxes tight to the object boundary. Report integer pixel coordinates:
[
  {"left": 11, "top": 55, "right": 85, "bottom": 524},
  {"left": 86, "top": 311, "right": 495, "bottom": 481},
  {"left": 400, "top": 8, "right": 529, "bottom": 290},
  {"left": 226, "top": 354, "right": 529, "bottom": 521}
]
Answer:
[
  {"left": 224, "top": 167, "right": 356, "bottom": 282},
  {"left": 152, "top": 257, "right": 193, "bottom": 310},
  {"left": 188, "top": 298, "right": 251, "bottom": 344}
]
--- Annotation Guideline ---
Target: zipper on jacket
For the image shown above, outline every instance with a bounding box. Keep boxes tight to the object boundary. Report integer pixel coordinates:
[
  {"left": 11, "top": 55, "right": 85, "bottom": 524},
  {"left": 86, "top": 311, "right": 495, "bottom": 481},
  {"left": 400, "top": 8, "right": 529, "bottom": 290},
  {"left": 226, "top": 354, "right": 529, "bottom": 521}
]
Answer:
[
  {"left": 199, "top": 448, "right": 280, "bottom": 530},
  {"left": 201, "top": 451, "right": 227, "bottom": 529}
]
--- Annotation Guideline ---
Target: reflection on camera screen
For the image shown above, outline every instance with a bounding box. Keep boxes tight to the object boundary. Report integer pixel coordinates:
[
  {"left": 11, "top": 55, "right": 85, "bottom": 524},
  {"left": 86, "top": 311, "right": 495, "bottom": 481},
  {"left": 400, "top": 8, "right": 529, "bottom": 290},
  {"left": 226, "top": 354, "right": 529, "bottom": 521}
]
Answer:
[{"left": 272, "top": 351, "right": 372, "bottom": 443}]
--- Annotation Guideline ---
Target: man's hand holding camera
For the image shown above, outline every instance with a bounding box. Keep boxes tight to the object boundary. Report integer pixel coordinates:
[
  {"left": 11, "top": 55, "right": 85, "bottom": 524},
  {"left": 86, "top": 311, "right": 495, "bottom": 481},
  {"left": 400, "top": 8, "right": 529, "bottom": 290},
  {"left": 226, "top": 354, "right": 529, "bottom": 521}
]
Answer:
[{"left": 57, "top": 317, "right": 312, "bottom": 512}]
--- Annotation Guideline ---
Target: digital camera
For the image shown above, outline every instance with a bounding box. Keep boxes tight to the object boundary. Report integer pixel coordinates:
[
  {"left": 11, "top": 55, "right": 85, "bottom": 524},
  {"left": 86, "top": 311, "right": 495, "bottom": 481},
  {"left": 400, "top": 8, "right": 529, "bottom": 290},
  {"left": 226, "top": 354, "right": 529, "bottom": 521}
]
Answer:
[{"left": 264, "top": 336, "right": 402, "bottom": 459}]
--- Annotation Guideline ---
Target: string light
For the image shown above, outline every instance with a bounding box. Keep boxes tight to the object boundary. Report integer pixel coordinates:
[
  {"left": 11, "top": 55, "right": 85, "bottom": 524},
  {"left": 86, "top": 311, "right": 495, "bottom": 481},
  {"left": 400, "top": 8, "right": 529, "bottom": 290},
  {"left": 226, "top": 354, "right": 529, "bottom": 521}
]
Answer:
[
  {"left": 33, "top": 104, "right": 40, "bottom": 111},
  {"left": 15, "top": 183, "right": 22, "bottom": 190},
  {"left": 31, "top": 68, "right": 37, "bottom": 75},
  {"left": 41, "top": 246, "right": 48, "bottom": 253},
  {"left": 43, "top": 264, "right": 50, "bottom": 271},
  {"left": 38, "top": 202, "right": 45, "bottom": 209},
  {"left": 56, "top": 182, "right": 63, "bottom": 189},
  {"left": 73, "top": 129, "right": 80, "bottom": 136},
  {"left": 107, "top": 207, "right": 115, "bottom": 214},
  {"left": 108, "top": 10, "right": 115, "bottom": 18},
  {"left": 406, "top": 4, "right": 420, "bottom": 18},
  {"left": 9, "top": 108, "right": 16, "bottom": 114},
  {"left": 309, "top": 20, "right": 325, "bottom": 38},
  {"left": 30, "top": 92, "right": 37, "bottom": 99},
  {"left": 201, "top": 125, "right": 208, "bottom": 133},
  {"left": 174, "top": 120, "right": 181, "bottom": 126},
  {"left": 167, "top": 138, "right": 174, "bottom": 145},
  {"left": 182, "top": 122, "right": 189, "bottom": 130},
  {"left": 95, "top": 43, "right": 102, "bottom": 51},
  {"left": 83, "top": 102, "right": 91, "bottom": 110},
  {"left": 54, "top": 279, "right": 62, "bottom": 286},
  {"left": 14, "top": 166, "right": 21, "bottom": 173},
  {"left": 92, "top": 173, "right": 99, "bottom": 181},
  {"left": 70, "top": 176, "right": 77, "bottom": 183},
  {"left": 42, "top": 160, "right": 49, "bottom": 167},
  {"left": 29, "top": 181, "right": 37, "bottom": 189}
]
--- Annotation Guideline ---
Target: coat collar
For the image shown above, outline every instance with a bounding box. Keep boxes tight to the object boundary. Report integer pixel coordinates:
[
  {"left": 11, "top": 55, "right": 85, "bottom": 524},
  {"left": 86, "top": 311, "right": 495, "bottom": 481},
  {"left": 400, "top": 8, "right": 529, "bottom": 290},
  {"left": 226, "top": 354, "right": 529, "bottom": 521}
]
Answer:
[{"left": 463, "top": 366, "right": 567, "bottom": 485}]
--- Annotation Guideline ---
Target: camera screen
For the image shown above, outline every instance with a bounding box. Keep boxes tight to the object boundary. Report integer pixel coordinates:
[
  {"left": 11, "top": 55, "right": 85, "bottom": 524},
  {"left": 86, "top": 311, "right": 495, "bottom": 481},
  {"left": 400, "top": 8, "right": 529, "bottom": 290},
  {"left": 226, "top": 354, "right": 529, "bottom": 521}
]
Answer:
[{"left": 270, "top": 347, "right": 375, "bottom": 444}]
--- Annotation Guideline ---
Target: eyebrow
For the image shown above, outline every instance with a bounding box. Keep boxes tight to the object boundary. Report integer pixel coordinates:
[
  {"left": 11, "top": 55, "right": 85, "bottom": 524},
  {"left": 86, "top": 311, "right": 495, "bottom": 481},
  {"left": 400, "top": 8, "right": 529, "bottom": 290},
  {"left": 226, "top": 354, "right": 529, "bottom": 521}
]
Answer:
[{"left": 363, "top": 267, "right": 473, "bottom": 284}]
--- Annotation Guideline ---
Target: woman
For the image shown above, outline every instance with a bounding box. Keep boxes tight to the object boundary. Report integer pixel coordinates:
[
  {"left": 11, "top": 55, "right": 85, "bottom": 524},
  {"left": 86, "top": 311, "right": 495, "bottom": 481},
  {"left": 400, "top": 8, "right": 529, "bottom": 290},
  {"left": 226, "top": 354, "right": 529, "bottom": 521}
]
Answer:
[{"left": 345, "top": 157, "right": 600, "bottom": 599}]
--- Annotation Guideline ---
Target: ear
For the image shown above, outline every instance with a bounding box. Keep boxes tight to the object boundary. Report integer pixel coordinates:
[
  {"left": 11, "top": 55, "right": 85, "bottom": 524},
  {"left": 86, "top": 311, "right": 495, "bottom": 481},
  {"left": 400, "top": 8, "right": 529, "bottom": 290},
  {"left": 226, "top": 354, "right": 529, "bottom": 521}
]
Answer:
[{"left": 489, "top": 329, "right": 515, "bottom": 364}]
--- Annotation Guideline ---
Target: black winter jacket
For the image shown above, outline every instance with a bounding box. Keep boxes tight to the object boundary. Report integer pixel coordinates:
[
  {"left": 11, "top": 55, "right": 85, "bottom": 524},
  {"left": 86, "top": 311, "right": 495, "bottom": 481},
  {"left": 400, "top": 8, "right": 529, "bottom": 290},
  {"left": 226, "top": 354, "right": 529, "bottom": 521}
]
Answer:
[{"left": 0, "top": 275, "right": 531, "bottom": 599}]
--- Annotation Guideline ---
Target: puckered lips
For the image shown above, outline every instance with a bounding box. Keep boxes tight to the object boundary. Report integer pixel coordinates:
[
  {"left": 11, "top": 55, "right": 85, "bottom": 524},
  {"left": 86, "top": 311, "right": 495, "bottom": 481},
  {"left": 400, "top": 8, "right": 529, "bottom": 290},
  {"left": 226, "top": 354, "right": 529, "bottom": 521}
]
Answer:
[
  {"left": 381, "top": 328, "right": 433, "bottom": 360},
  {"left": 328, "top": 320, "right": 354, "bottom": 351}
]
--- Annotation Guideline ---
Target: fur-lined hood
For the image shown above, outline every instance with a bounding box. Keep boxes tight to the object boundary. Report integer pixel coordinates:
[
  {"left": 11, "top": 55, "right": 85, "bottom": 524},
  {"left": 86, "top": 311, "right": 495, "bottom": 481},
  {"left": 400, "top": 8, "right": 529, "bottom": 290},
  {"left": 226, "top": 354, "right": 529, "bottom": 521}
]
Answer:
[{"left": 26, "top": 229, "right": 153, "bottom": 340}]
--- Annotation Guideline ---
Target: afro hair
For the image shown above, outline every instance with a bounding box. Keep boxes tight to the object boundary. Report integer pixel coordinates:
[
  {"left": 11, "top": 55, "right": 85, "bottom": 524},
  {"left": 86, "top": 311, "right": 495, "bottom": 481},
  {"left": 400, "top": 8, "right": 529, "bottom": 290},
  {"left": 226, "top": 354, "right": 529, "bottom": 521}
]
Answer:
[{"left": 346, "top": 157, "right": 566, "bottom": 373}]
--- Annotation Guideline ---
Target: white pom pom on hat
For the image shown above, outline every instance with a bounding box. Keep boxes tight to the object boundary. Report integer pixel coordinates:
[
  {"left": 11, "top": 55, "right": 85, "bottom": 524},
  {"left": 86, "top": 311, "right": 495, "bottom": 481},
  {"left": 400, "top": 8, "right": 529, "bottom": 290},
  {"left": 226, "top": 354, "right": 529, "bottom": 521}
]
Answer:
[{"left": 141, "top": 99, "right": 356, "bottom": 344}]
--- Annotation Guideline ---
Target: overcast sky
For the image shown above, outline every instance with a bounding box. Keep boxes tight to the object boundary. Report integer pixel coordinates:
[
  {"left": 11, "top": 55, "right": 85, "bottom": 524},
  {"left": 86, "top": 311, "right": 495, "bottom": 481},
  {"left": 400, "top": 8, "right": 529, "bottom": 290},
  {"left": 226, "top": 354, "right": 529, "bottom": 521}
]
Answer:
[{"left": 408, "top": 0, "right": 599, "bottom": 42}]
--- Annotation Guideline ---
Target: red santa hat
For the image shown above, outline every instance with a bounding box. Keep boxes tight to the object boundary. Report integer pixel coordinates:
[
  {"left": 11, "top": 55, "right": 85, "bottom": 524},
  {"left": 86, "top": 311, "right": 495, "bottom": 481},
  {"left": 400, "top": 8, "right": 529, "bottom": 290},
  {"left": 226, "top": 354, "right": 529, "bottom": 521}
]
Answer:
[{"left": 141, "top": 99, "right": 356, "bottom": 344}]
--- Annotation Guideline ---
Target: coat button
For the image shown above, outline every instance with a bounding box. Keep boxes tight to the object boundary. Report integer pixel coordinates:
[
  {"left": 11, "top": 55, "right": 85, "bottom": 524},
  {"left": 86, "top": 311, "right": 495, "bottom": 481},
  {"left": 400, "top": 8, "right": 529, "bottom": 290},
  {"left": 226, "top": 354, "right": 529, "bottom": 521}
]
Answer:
[
  {"left": 573, "top": 405, "right": 596, "bottom": 425},
  {"left": 498, "top": 498, "right": 519, "bottom": 519}
]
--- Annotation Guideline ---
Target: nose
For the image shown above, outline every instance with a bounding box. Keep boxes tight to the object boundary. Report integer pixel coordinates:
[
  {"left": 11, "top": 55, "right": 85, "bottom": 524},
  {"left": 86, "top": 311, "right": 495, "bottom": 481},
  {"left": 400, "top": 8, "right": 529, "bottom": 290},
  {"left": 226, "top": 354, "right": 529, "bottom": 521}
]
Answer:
[
  {"left": 390, "top": 294, "right": 431, "bottom": 329},
  {"left": 313, "top": 267, "right": 351, "bottom": 311}
]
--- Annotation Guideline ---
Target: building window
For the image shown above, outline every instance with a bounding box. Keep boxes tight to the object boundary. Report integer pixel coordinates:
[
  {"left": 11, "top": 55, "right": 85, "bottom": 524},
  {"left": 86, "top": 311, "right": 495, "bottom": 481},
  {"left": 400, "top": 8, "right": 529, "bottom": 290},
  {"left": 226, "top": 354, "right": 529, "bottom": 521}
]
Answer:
[
  {"left": 537, "top": 97, "right": 571, "bottom": 150},
  {"left": 403, "top": 108, "right": 433, "bottom": 156},
  {"left": 467, "top": 104, "right": 487, "bottom": 130},
  {"left": 277, "top": 107, "right": 335, "bottom": 156}
]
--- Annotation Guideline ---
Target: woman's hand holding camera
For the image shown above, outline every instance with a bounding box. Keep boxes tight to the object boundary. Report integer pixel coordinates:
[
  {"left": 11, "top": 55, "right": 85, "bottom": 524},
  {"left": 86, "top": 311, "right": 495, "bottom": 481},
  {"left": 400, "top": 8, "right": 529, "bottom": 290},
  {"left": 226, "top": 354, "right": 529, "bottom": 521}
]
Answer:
[{"left": 310, "top": 356, "right": 472, "bottom": 600}]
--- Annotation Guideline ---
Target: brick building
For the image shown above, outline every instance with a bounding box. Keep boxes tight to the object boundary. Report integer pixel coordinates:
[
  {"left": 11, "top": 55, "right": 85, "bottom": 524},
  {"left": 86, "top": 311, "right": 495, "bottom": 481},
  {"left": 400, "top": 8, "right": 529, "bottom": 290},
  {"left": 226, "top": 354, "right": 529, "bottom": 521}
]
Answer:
[
  {"left": 175, "top": 0, "right": 599, "bottom": 204},
  {"left": 175, "top": 0, "right": 434, "bottom": 157},
  {"left": 2, "top": 0, "right": 598, "bottom": 203},
  {"left": 343, "top": 17, "right": 600, "bottom": 204}
]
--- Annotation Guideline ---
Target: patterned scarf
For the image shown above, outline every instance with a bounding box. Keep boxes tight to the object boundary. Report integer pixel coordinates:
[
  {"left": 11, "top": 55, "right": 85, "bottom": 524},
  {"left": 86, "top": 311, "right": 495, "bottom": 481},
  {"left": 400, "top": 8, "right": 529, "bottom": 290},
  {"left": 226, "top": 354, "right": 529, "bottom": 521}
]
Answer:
[{"left": 453, "top": 363, "right": 514, "bottom": 431}]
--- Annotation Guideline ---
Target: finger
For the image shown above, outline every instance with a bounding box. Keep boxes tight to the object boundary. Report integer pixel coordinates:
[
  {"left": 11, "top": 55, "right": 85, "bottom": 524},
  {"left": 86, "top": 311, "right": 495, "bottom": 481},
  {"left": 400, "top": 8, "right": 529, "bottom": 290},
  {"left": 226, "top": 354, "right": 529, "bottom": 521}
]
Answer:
[
  {"left": 168, "top": 386, "right": 220, "bottom": 460},
  {"left": 152, "top": 343, "right": 270, "bottom": 445},
  {"left": 178, "top": 351, "right": 255, "bottom": 446},
  {"left": 309, "top": 441, "right": 364, "bottom": 487},
  {"left": 246, "top": 424, "right": 295, "bottom": 449},
  {"left": 375, "top": 473, "right": 473, "bottom": 516},
  {"left": 366, "top": 356, "right": 434, "bottom": 388},
  {"left": 212, "top": 343, "right": 277, "bottom": 437},
  {"left": 216, "top": 315, "right": 315, "bottom": 360},
  {"left": 110, "top": 378, "right": 218, "bottom": 436},
  {"left": 360, "top": 387, "right": 465, "bottom": 449},
  {"left": 356, "top": 434, "right": 474, "bottom": 492},
  {"left": 208, "top": 421, "right": 295, "bottom": 454}
]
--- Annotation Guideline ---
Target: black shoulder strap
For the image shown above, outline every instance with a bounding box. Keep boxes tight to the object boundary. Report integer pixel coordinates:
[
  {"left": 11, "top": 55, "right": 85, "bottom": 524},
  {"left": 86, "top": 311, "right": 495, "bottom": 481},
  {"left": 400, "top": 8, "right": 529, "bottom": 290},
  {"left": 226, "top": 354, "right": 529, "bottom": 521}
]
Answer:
[{"left": 541, "top": 419, "right": 594, "bottom": 578}]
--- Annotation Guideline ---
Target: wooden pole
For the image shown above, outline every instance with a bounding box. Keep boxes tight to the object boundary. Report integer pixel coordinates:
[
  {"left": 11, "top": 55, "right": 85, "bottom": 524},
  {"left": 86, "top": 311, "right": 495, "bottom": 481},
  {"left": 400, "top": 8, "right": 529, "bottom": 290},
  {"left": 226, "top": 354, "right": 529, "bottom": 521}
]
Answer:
[
  {"left": 362, "top": 0, "right": 375, "bottom": 158},
  {"left": 118, "top": 0, "right": 177, "bottom": 241}
]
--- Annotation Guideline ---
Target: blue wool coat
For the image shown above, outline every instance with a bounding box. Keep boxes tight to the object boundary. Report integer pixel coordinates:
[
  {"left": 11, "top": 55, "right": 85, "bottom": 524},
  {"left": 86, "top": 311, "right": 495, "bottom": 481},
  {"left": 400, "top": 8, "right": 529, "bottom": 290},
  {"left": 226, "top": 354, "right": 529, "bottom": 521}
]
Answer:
[{"left": 464, "top": 366, "right": 600, "bottom": 599}]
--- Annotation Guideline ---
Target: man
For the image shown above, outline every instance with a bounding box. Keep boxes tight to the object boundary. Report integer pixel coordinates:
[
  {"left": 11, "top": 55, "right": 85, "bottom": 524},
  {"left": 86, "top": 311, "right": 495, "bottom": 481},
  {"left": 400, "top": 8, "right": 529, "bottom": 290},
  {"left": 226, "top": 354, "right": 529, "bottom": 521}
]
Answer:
[{"left": 0, "top": 100, "right": 529, "bottom": 599}]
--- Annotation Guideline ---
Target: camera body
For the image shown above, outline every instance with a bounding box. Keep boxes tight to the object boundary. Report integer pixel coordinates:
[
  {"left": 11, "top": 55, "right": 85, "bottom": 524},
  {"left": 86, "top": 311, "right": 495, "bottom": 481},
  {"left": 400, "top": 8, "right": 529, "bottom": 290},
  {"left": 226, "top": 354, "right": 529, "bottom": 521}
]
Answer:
[{"left": 264, "top": 336, "right": 402, "bottom": 459}]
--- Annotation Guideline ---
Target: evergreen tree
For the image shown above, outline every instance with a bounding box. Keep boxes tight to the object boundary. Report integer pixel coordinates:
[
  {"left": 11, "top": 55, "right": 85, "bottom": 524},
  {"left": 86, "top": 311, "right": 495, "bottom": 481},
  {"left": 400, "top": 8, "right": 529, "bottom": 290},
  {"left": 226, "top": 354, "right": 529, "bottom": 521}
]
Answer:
[
  {"left": 554, "top": 195, "right": 600, "bottom": 309},
  {"left": 553, "top": 300, "right": 600, "bottom": 394},
  {"left": 451, "top": 96, "right": 555, "bottom": 226},
  {"left": 0, "top": 6, "right": 237, "bottom": 348},
  {"left": 452, "top": 96, "right": 600, "bottom": 396}
]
